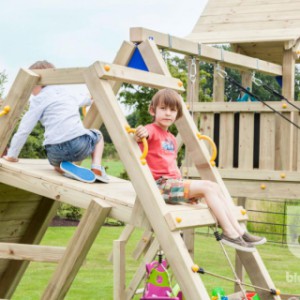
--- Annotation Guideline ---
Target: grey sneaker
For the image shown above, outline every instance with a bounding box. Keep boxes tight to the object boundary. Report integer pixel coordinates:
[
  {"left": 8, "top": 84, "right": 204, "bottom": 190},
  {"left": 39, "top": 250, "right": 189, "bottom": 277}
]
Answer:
[
  {"left": 242, "top": 232, "right": 267, "bottom": 246},
  {"left": 91, "top": 165, "right": 110, "bottom": 183},
  {"left": 221, "top": 234, "right": 255, "bottom": 252}
]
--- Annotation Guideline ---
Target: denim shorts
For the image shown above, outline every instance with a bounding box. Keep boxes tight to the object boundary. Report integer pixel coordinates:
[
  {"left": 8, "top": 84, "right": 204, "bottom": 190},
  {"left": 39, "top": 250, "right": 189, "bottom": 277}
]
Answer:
[{"left": 45, "top": 129, "right": 102, "bottom": 167}]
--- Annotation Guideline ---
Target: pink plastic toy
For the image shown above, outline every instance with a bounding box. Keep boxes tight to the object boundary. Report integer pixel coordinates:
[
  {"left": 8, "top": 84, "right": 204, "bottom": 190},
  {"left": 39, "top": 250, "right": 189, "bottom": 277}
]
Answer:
[{"left": 141, "top": 259, "right": 180, "bottom": 300}]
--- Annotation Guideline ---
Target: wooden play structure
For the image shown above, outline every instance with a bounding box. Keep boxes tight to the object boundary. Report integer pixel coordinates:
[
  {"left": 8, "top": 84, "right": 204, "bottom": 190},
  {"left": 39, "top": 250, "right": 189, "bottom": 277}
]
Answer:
[
  {"left": 0, "top": 0, "right": 299, "bottom": 299},
  {"left": 0, "top": 39, "right": 282, "bottom": 299}
]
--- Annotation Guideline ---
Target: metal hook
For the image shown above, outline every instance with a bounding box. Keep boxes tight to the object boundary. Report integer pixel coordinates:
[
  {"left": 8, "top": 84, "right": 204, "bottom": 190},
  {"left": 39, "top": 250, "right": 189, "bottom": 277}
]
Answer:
[
  {"left": 216, "top": 63, "right": 227, "bottom": 79},
  {"left": 252, "top": 72, "right": 262, "bottom": 86}
]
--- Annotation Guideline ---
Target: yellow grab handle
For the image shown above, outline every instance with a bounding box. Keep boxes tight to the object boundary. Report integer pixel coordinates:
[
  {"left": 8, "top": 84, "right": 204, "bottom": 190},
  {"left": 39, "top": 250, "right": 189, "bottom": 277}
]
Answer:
[
  {"left": 0, "top": 105, "right": 10, "bottom": 117},
  {"left": 125, "top": 125, "right": 148, "bottom": 165},
  {"left": 196, "top": 132, "right": 217, "bottom": 166}
]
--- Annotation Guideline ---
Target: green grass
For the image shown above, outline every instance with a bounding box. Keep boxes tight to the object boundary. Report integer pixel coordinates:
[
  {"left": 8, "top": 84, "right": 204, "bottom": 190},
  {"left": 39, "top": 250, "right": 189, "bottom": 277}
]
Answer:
[{"left": 13, "top": 227, "right": 300, "bottom": 299}]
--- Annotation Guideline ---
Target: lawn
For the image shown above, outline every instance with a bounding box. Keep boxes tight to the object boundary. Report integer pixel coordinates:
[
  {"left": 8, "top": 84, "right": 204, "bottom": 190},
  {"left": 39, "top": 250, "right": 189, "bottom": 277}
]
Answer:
[{"left": 13, "top": 226, "right": 300, "bottom": 299}]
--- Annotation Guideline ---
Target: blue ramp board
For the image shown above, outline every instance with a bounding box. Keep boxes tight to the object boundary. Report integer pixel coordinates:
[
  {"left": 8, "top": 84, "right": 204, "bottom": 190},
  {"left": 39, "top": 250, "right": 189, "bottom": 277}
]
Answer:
[{"left": 127, "top": 47, "right": 149, "bottom": 71}]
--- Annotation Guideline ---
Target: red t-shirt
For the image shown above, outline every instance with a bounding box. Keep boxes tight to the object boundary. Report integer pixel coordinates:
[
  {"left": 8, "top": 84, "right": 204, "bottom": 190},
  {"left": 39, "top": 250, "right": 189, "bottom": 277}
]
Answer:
[{"left": 139, "top": 123, "right": 181, "bottom": 180}]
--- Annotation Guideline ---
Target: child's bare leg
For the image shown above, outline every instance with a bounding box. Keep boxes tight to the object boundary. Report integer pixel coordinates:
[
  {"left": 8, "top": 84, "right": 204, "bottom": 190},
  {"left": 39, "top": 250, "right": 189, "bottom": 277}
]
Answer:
[
  {"left": 189, "top": 180, "right": 240, "bottom": 238},
  {"left": 214, "top": 186, "right": 245, "bottom": 236},
  {"left": 91, "top": 138, "right": 104, "bottom": 165}
]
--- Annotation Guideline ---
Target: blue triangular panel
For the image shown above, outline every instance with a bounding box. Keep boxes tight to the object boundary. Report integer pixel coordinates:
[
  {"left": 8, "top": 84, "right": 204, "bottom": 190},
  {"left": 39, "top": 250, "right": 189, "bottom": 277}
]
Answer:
[
  {"left": 127, "top": 47, "right": 149, "bottom": 71},
  {"left": 275, "top": 76, "right": 283, "bottom": 88}
]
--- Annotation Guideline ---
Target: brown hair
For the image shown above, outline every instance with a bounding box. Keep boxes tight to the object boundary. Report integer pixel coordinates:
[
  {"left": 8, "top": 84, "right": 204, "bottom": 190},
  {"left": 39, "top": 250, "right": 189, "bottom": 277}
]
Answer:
[
  {"left": 149, "top": 88, "right": 183, "bottom": 120},
  {"left": 29, "top": 60, "right": 55, "bottom": 70}
]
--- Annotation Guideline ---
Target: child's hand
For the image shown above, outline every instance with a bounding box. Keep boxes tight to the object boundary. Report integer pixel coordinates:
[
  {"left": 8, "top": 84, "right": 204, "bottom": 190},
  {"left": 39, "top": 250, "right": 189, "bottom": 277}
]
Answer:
[
  {"left": 135, "top": 125, "right": 149, "bottom": 142},
  {"left": 3, "top": 156, "right": 18, "bottom": 162}
]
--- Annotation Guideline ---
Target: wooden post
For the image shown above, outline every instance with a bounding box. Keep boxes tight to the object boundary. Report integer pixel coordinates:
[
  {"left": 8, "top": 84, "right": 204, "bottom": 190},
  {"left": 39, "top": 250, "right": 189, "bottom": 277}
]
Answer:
[
  {"left": 114, "top": 240, "right": 126, "bottom": 300},
  {"left": 0, "top": 69, "right": 39, "bottom": 156},
  {"left": 276, "top": 49, "right": 295, "bottom": 171},
  {"left": 84, "top": 68, "right": 211, "bottom": 299},
  {"left": 42, "top": 200, "right": 111, "bottom": 300},
  {"left": 213, "top": 64, "right": 225, "bottom": 102}
]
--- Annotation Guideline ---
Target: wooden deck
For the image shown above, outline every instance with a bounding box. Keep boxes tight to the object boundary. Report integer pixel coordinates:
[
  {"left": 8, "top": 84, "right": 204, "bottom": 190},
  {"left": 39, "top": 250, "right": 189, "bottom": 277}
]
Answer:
[{"left": 0, "top": 158, "right": 247, "bottom": 231}]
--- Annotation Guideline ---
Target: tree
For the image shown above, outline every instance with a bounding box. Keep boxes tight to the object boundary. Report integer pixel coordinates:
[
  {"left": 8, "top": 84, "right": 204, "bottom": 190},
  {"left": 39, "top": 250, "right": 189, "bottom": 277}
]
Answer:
[{"left": 0, "top": 70, "right": 7, "bottom": 99}]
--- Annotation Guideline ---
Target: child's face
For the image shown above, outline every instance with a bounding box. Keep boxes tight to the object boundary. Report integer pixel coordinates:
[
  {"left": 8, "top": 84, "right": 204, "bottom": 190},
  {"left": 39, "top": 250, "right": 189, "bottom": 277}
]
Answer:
[{"left": 150, "top": 103, "right": 178, "bottom": 130}]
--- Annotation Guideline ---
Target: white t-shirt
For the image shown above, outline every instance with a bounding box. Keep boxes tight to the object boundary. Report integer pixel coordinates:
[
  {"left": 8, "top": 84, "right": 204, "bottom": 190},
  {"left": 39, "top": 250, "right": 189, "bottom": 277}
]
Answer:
[{"left": 8, "top": 85, "right": 92, "bottom": 158}]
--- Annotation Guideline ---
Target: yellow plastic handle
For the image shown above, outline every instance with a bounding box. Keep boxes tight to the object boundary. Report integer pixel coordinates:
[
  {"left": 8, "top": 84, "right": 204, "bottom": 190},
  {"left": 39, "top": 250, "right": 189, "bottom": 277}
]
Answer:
[
  {"left": 196, "top": 133, "right": 217, "bottom": 166},
  {"left": 125, "top": 125, "right": 148, "bottom": 165},
  {"left": 0, "top": 105, "right": 11, "bottom": 117}
]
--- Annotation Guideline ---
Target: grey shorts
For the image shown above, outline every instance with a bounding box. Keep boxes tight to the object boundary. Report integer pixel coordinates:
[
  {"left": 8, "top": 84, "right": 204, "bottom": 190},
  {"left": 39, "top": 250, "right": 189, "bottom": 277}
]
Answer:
[{"left": 45, "top": 129, "right": 102, "bottom": 167}]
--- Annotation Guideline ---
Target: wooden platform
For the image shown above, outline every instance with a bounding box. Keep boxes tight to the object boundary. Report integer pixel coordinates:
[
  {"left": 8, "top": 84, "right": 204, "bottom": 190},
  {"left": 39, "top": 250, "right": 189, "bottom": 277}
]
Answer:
[{"left": 0, "top": 158, "right": 247, "bottom": 231}]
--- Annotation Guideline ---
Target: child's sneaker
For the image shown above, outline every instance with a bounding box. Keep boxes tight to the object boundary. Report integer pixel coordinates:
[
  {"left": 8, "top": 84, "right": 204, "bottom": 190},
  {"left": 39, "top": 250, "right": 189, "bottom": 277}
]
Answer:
[
  {"left": 242, "top": 232, "right": 267, "bottom": 246},
  {"left": 60, "top": 161, "right": 96, "bottom": 183},
  {"left": 221, "top": 234, "right": 255, "bottom": 252},
  {"left": 91, "top": 164, "right": 110, "bottom": 183}
]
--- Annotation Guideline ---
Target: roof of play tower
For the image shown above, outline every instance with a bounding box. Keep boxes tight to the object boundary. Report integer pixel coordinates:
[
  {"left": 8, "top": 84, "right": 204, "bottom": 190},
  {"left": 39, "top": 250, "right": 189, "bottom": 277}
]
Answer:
[{"left": 186, "top": 0, "right": 300, "bottom": 63}]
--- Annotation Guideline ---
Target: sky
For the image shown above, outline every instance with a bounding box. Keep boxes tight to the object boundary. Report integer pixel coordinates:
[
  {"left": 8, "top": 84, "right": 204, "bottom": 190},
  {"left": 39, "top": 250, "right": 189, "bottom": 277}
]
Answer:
[{"left": 0, "top": 0, "right": 208, "bottom": 96}]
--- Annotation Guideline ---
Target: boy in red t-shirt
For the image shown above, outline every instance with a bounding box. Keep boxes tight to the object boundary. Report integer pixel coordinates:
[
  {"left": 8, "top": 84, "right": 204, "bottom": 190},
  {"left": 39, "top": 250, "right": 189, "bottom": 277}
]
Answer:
[{"left": 135, "top": 88, "right": 266, "bottom": 252}]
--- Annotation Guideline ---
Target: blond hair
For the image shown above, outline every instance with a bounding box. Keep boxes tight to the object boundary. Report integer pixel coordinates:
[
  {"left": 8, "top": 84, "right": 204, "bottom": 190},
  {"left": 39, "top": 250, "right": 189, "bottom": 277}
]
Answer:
[
  {"left": 29, "top": 60, "right": 55, "bottom": 70},
  {"left": 149, "top": 88, "right": 183, "bottom": 120}
]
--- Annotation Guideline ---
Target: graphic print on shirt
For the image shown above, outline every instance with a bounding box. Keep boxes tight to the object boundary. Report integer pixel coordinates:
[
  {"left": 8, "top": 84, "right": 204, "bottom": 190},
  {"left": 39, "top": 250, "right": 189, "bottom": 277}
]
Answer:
[{"left": 162, "top": 138, "right": 175, "bottom": 152}]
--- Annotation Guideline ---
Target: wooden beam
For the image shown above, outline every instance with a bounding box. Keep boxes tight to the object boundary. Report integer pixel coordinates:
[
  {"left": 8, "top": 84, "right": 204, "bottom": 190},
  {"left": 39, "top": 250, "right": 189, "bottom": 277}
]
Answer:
[
  {"left": 0, "top": 197, "right": 59, "bottom": 299},
  {"left": 187, "top": 101, "right": 300, "bottom": 112},
  {"left": 84, "top": 69, "right": 210, "bottom": 299},
  {"left": 42, "top": 199, "right": 111, "bottom": 300},
  {"left": 237, "top": 251, "right": 280, "bottom": 300},
  {"left": 130, "top": 27, "right": 282, "bottom": 76},
  {"left": 33, "top": 68, "right": 85, "bottom": 85},
  {"left": 93, "top": 61, "right": 185, "bottom": 92},
  {"left": 113, "top": 240, "right": 126, "bottom": 300},
  {"left": 0, "top": 243, "right": 65, "bottom": 263},
  {"left": 0, "top": 68, "right": 39, "bottom": 156},
  {"left": 164, "top": 206, "right": 247, "bottom": 231}
]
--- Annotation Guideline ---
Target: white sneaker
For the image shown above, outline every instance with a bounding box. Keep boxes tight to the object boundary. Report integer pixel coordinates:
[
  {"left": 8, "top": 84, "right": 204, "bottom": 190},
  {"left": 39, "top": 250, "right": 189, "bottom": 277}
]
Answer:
[{"left": 91, "top": 165, "right": 110, "bottom": 183}]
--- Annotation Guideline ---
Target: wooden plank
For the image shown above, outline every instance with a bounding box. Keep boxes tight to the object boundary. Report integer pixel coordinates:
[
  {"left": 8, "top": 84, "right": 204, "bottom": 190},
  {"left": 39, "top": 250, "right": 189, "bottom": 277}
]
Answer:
[
  {"left": 0, "top": 220, "right": 31, "bottom": 240},
  {"left": 0, "top": 163, "right": 134, "bottom": 224},
  {"left": 213, "top": 64, "right": 225, "bottom": 102},
  {"left": 0, "top": 201, "right": 40, "bottom": 221},
  {"left": 0, "top": 243, "right": 65, "bottom": 263},
  {"left": 138, "top": 39, "right": 171, "bottom": 76},
  {"left": 199, "top": 10, "right": 300, "bottom": 25},
  {"left": 219, "top": 113, "right": 234, "bottom": 168},
  {"left": 190, "top": 101, "right": 299, "bottom": 112},
  {"left": 94, "top": 61, "right": 184, "bottom": 92},
  {"left": 0, "top": 68, "right": 39, "bottom": 156},
  {"left": 188, "top": 168, "right": 300, "bottom": 181},
  {"left": 0, "top": 197, "right": 59, "bottom": 299},
  {"left": 224, "top": 179, "right": 300, "bottom": 199},
  {"left": 84, "top": 69, "right": 211, "bottom": 299},
  {"left": 238, "top": 113, "right": 254, "bottom": 169},
  {"left": 259, "top": 113, "right": 275, "bottom": 170},
  {"left": 130, "top": 28, "right": 282, "bottom": 76},
  {"left": 193, "top": 20, "right": 300, "bottom": 33},
  {"left": 42, "top": 199, "right": 111, "bottom": 300},
  {"left": 164, "top": 206, "right": 247, "bottom": 231},
  {"left": 33, "top": 68, "right": 85, "bottom": 85},
  {"left": 187, "top": 29, "right": 299, "bottom": 44},
  {"left": 113, "top": 240, "right": 126, "bottom": 300}
]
